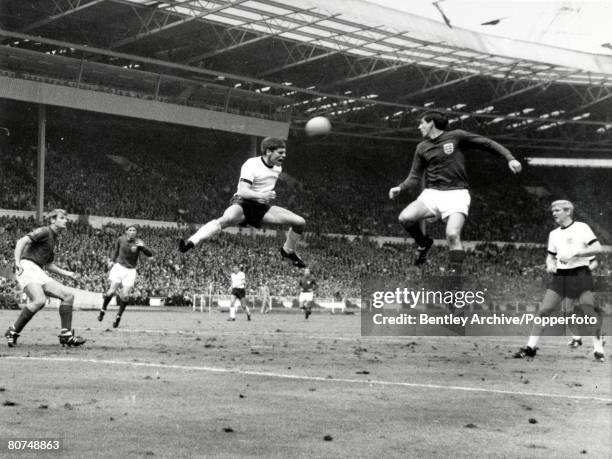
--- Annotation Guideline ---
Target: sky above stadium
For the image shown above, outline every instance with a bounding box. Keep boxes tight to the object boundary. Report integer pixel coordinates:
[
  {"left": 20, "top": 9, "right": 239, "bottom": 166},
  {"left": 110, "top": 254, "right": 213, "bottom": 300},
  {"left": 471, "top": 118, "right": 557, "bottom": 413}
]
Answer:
[{"left": 366, "top": 0, "right": 612, "bottom": 55}]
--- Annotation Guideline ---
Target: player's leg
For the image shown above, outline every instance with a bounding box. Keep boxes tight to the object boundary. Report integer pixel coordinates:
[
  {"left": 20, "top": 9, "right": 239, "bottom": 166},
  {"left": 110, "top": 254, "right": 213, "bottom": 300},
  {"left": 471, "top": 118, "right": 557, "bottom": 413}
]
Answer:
[
  {"left": 179, "top": 205, "right": 245, "bottom": 253},
  {"left": 228, "top": 296, "right": 237, "bottom": 321},
  {"left": 242, "top": 296, "right": 251, "bottom": 321},
  {"left": 44, "top": 280, "right": 86, "bottom": 346},
  {"left": 300, "top": 292, "right": 313, "bottom": 319},
  {"left": 440, "top": 189, "right": 470, "bottom": 271},
  {"left": 262, "top": 206, "right": 307, "bottom": 268},
  {"left": 113, "top": 269, "right": 137, "bottom": 328},
  {"left": 261, "top": 294, "right": 271, "bottom": 313},
  {"left": 305, "top": 299, "right": 313, "bottom": 319},
  {"left": 4, "top": 283, "right": 47, "bottom": 347},
  {"left": 113, "top": 285, "right": 132, "bottom": 328},
  {"left": 100, "top": 281, "right": 120, "bottom": 321},
  {"left": 445, "top": 212, "right": 467, "bottom": 275},
  {"left": 568, "top": 334, "right": 583, "bottom": 348},
  {"left": 565, "top": 299, "right": 583, "bottom": 348},
  {"left": 514, "top": 289, "right": 563, "bottom": 358},
  {"left": 398, "top": 200, "right": 435, "bottom": 265},
  {"left": 299, "top": 297, "right": 307, "bottom": 317},
  {"left": 574, "top": 290, "right": 605, "bottom": 361}
]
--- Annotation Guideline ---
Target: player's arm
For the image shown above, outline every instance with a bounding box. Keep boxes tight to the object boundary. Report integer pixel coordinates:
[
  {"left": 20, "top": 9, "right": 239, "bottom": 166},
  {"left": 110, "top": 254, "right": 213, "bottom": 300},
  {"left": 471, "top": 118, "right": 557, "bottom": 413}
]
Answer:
[
  {"left": 45, "top": 263, "right": 78, "bottom": 280},
  {"left": 572, "top": 240, "right": 604, "bottom": 259},
  {"left": 589, "top": 258, "right": 598, "bottom": 271},
  {"left": 13, "top": 235, "right": 31, "bottom": 275},
  {"left": 135, "top": 239, "right": 153, "bottom": 257},
  {"left": 459, "top": 130, "right": 521, "bottom": 174},
  {"left": 558, "top": 227, "right": 603, "bottom": 263},
  {"left": 546, "top": 233, "right": 557, "bottom": 273},
  {"left": 235, "top": 159, "right": 275, "bottom": 203},
  {"left": 108, "top": 239, "right": 120, "bottom": 267},
  {"left": 389, "top": 151, "right": 424, "bottom": 199},
  {"left": 545, "top": 253, "right": 557, "bottom": 274},
  {"left": 237, "top": 180, "right": 276, "bottom": 204}
]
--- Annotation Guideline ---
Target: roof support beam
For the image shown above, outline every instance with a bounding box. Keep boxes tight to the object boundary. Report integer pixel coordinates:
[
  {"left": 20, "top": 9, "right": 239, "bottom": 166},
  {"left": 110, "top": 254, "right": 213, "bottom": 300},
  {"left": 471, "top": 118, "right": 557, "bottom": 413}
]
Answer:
[
  {"left": 489, "top": 81, "right": 612, "bottom": 137},
  {"left": 19, "top": 0, "right": 106, "bottom": 33},
  {"left": 109, "top": 0, "right": 250, "bottom": 49},
  {"left": 0, "top": 29, "right": 607, "bottom": 131},
  {"left": 183, "top": 8, "right": 329, "bottom": 63},
  {"left": 257, "top": 28, "right": 405, "bottom": 77}
]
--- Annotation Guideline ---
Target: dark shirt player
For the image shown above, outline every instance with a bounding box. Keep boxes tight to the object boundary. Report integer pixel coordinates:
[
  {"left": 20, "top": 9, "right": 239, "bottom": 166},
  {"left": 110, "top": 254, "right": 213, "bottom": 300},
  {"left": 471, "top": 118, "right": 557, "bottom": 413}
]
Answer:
[{"left": 389, "top": 110, "right": 522, "bottom": 275}]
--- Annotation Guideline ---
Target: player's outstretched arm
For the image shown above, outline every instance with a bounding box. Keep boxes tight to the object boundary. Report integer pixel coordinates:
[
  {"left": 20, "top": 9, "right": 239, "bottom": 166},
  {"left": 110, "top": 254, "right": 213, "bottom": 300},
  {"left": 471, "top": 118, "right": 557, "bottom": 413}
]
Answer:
[{"left": 460, "top": 131, "right": 521, "bottom": 174}]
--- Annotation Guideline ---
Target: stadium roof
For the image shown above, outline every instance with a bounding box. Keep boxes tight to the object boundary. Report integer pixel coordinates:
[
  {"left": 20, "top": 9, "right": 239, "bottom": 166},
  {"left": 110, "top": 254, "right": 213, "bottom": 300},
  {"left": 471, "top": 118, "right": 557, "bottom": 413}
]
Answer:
[
  {"left": 368, "top": 0, "right": 612, "bottom": 57},
  {"left": 0, "top": 0, "right": 611, "bottom": 153}
]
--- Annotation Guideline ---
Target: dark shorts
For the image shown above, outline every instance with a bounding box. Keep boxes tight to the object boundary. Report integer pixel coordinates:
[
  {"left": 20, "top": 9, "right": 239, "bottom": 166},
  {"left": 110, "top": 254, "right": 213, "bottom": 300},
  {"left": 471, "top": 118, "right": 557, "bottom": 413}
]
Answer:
[
  {"left": 230, "top": 196, "right": 270, "bottom": 229},
  {"left": 231, "top": 288, "right": 246, "bottom": 299},
  {"left": 548, "top": 266, "right": 593, "bottom": 300}
]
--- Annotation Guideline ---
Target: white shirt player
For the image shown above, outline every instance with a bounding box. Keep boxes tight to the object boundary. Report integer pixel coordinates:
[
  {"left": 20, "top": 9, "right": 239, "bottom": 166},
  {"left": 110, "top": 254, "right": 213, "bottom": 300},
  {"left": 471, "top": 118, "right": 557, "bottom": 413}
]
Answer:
[
  {"left": 548, "top": 221, "right": 598, "bottom": 270},
  {"left": 231, "top": 271, "right": 246, "bottom": 289},
  {"left": 236, "top": 157, "right": 282, "bottom": 196}
]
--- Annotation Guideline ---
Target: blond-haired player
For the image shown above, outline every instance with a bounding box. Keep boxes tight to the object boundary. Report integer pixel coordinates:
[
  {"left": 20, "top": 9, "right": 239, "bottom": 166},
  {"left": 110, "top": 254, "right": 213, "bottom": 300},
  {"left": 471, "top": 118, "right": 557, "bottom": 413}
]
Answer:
[
  {"left": 514, "top": 200, "right": 606, "bottom": 362},
  {"left": 4, "top": 209, "right": 86, "bottom": 347}
]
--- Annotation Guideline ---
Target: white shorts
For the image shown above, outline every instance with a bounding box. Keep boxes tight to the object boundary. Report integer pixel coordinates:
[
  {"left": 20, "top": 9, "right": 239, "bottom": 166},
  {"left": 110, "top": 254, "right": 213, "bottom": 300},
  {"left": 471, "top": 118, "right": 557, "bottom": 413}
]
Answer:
[
  {"left": 417, "top": 188, "right": 471, "bottom": 221},
  {"left": 16, "top": 259, "right": 53, "bottom": 290},
  {"left": 299, "top": 291, "right": 314, "bottom": 303},
  {"left": 108, "top": 263, "right": 137, "bottom": 289}
]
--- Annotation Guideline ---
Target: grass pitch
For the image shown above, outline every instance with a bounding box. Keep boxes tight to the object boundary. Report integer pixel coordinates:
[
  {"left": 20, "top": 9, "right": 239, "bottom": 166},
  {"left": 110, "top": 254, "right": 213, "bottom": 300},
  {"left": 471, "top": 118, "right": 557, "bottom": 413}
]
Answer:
[{"left": 1, "top": 308, "right": 610, "bottom": 458}]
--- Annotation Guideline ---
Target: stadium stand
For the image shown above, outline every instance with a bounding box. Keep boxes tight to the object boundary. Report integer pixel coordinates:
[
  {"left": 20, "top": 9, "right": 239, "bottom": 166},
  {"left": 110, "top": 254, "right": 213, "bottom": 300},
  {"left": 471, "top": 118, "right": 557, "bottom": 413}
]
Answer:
[
  {"left": 1, "top": 216, "right": 610, "bottom": 305},
  {"left": 4, "top": 130, "right": 604, "bottom": 244}
]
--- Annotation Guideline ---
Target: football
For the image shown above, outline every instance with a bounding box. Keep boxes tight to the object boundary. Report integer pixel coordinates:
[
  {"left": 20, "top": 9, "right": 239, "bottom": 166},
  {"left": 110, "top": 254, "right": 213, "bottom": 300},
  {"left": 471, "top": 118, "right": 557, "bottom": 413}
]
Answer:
[{"left": 305, "top": 116, "right": 331, "bottom": 136}]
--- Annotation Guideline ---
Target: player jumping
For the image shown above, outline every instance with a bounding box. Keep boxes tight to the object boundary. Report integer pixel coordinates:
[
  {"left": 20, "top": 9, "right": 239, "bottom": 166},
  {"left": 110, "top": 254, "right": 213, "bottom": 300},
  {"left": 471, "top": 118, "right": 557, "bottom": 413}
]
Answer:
[
  {"left": 388, "top": 111, "right": 522, "bottom": 273},
  {"left": 178, "top": 137, "right": 306, "bottom": 268}
]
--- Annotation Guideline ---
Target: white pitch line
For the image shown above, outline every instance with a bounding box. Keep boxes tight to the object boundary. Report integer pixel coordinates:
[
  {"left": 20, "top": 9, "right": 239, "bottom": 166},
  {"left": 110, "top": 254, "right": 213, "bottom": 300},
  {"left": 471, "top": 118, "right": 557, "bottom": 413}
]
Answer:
[{"left": 4, "top": 356, "right": 611, "bottom": 403}]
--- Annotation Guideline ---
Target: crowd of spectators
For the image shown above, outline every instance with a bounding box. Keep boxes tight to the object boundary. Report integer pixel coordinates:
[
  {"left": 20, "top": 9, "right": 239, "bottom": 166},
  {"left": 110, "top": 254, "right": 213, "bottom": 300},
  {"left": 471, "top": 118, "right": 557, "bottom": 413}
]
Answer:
[
  {"left": 1, "top": 128, "right": 610, "bottom": 306},
  {"left": 1, "top": 216, "right": 610, "bottom": 306},
  {"left": 4, "top": 129, "right": 606, "bottom": 244}
]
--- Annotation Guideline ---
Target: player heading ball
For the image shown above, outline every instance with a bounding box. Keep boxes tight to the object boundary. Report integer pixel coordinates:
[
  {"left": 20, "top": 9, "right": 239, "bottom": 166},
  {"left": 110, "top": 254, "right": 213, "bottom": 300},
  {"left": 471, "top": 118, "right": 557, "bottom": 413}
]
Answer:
[
  {"left": 178, "top": 137, "right": 307, "bottom": 269},
  {"left": 389, "top": 110, "right": 521, "bottom": 276}
]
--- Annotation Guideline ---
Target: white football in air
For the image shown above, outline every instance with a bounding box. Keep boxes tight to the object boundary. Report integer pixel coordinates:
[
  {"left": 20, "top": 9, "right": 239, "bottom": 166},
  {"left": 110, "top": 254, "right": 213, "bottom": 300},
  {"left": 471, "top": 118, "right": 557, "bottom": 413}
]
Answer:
[{"left": 305, "top": 116, "right": 332, "bottom": 136}]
